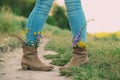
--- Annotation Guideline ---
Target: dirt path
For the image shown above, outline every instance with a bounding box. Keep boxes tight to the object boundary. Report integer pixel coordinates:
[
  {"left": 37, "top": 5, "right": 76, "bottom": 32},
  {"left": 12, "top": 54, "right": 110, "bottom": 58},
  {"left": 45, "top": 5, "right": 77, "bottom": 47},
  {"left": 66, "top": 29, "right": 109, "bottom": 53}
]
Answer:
[{"left": 0, "top": 39, "right": 71, "bottom": 80}]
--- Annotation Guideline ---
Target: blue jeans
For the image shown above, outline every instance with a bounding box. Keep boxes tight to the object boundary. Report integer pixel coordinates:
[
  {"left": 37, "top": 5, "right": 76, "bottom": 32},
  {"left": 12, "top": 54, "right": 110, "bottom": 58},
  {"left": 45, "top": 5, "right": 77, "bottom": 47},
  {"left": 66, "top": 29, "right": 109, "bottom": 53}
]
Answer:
[{"left": 26, "top": 0, "right": 86, "bottom": 47}]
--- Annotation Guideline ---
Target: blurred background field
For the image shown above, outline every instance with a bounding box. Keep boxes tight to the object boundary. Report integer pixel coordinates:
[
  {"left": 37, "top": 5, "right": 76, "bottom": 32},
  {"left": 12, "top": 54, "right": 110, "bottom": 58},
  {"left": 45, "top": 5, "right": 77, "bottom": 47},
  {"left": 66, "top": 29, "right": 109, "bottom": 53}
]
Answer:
[{"left": 0, "top": 0, "right": 120, "bottom": 80}]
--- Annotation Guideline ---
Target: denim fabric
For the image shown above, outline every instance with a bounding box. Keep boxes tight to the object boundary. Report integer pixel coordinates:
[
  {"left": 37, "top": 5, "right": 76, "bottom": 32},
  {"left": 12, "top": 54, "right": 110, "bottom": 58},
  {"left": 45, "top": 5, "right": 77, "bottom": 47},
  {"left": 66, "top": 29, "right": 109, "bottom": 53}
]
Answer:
[
  {"left": 26, "top": 0, "right": 54, "bottom": 43},
  {"left": 65, "top": 0, "right": 86, "bottom": 42},
  {"left": 26, "top": 0, "right": 86, "bottom": 43}
]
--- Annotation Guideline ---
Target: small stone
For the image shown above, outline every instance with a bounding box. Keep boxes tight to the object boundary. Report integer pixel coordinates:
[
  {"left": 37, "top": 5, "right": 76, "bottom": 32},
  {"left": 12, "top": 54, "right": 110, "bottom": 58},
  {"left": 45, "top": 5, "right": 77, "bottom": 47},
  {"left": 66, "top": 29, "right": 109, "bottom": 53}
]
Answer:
[
  {"left": 0, "top": 72, "right": 6, "bottom": 75},
  {"left": 0, "top": 59, "right": 4, "bottom": 62}
]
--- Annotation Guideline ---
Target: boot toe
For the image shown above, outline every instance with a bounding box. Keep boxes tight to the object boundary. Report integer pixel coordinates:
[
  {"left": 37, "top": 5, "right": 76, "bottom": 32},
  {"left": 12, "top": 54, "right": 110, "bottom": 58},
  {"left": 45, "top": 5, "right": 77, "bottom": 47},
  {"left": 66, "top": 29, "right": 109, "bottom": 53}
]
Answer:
[
  {"left": 46, "top": 65, "right": 54, "bottom": 71},
  {"left": 41, "top": 65, "right": 54, "bottom": 71}
]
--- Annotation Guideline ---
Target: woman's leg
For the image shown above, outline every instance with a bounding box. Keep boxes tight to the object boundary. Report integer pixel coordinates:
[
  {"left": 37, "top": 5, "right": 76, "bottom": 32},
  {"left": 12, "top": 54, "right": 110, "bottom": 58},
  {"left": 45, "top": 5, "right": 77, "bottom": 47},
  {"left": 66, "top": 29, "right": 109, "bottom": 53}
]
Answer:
[
  {"left": 59, "top": 0, "right": 88, "bottom": 70},
  {"left": 21, "top": 0, "right": 54, "bottom": 71},
  {"left": 65, "top": 0, "right": 86, "bottom": 43},
  {"left": 26, "top": 0, "right": 54, "bottom": 47}
]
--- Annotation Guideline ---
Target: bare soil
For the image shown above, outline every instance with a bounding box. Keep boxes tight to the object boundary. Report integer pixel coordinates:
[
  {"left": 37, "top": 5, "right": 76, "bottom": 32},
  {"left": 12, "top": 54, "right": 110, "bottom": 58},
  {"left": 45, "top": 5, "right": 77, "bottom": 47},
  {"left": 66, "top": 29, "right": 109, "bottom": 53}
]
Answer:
[{"left": 0, "top": 39, "right": 71, "bottom": 80}]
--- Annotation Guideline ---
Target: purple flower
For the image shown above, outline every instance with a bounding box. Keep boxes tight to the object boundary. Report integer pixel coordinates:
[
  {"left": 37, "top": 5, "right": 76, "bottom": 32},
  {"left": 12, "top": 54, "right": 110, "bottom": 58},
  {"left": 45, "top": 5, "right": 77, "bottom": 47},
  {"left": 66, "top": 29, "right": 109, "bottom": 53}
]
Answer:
[
  {"left": 72, "top": 32, "right": 81, "bottom": 47},
  {"left": 37, "top": 35, "right": 41, "bottom": 40}
]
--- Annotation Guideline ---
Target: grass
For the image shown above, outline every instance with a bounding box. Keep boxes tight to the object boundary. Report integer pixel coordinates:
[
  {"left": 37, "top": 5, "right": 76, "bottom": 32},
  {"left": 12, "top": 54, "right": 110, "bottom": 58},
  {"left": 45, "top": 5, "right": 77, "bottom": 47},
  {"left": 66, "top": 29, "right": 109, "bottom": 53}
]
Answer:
[
  {"left": 43, "top": 25, "right": 120, "bottom": 80},
  {"left": 43, "top": 24, "right": 72, "bottom": 66},
  {"left": 0, "top": 7, "right": 26, "bottom": 53},
  {"left": 0, "top": 6, "right": 119, "bottom": 80},
  {"left": 0, "top": 7, "right": 26, "bottom": 35}
]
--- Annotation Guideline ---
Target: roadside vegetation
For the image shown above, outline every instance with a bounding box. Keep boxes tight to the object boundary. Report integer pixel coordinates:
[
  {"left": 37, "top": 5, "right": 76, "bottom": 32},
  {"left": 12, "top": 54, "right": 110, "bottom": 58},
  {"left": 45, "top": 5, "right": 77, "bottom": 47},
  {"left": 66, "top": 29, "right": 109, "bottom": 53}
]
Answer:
[
  {"left": 0, "top": 2, "right": 119, "bottom": 79},
  {"left": 43, "top": 25, "right": 120, "bottom": 80}
]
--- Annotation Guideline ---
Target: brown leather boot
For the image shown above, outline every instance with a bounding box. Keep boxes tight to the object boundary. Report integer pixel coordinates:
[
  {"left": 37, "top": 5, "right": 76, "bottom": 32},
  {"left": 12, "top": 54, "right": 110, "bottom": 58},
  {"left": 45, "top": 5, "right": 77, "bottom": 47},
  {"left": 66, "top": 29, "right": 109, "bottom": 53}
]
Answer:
[
  {"left": 21, "top": 45, "right": 54, "bottom": 71},
  {"left": 59, "top": 48, "right": 88, "bottom": 70}
]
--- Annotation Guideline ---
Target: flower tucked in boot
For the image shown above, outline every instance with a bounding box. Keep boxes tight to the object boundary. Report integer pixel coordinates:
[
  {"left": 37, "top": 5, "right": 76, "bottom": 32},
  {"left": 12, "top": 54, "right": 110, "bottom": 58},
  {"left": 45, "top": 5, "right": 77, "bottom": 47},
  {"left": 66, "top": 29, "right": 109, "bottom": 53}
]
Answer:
[
  {"left": 59, "top": 29, "right": 89, "bottom": 71},
  {"left": 16, "top": 31, "right": 54, "bottom": 71}
]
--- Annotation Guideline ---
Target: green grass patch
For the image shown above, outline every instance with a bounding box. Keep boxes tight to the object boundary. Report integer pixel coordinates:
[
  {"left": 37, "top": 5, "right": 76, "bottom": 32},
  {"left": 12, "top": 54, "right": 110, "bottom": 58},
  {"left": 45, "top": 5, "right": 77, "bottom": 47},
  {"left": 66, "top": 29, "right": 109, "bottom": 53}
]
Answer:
[
  {"left": 43, "top": 25, "right": 120, "bottom": 80},
  {"left": 0, "top": 7, "right": 26, "bottom": 53},
  {"left": 43, "top": 24, "right": 72, "bottom": 66},
  {"left": 0, "top": 7, "right": 26, "bottom": 35}
]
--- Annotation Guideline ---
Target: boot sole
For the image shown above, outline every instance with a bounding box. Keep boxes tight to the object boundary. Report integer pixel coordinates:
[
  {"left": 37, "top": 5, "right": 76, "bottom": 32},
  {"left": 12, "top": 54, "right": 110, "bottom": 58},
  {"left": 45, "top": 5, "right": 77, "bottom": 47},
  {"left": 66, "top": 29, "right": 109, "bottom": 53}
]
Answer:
[
  {"left": 21, "top": 63, "right": 53, "bottom": 71},
  {"left": 59, "top": 57, "right": 89, "bottom": 71}
]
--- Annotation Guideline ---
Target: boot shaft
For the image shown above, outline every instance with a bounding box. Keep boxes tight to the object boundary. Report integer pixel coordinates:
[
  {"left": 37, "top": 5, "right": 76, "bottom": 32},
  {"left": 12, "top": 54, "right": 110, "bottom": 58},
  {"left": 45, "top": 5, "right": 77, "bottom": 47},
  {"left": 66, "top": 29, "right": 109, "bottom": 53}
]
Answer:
[
  {"left": 22, "top": 45, "right": 38, "bottom": 59},
  {"left": 22, "top": 46, "right": 37, "bottom": 54},
  {"left": 73, "top": 47, "right": 87, "bottom": 55}
]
